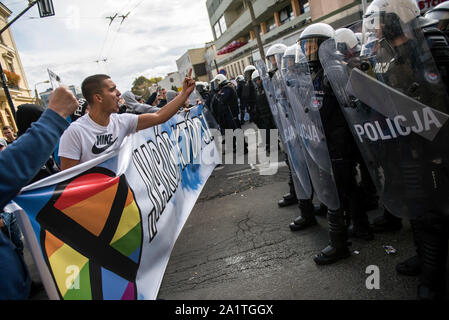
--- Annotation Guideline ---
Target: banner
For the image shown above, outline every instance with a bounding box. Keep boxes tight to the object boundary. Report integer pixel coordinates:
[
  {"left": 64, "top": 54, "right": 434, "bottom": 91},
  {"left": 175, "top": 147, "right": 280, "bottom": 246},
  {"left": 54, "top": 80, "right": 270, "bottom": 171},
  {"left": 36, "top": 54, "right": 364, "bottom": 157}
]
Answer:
[{"left": 11, "top": 105, "right": 220, "bottom": 300}]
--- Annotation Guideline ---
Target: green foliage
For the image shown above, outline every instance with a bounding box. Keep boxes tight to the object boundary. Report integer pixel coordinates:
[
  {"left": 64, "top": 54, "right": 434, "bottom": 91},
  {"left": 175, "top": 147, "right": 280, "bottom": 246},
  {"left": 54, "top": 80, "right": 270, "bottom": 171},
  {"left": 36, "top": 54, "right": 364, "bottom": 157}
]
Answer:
[{"left": 131, "top": 76, "right": 163, "bottom": 100}]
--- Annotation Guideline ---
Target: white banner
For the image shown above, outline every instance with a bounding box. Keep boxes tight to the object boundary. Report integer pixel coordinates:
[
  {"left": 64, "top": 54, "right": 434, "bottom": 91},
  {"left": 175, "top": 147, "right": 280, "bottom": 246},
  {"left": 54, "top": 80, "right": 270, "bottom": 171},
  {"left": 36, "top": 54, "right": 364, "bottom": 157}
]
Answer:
[{"left": 12, "top": 105, "right": 220, "bottom": 300}]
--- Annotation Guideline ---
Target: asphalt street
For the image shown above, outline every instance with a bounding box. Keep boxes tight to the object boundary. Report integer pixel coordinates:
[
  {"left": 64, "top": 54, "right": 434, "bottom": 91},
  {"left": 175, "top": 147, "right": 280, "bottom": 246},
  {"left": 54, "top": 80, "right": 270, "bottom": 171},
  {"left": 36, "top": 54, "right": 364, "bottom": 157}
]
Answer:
[{"left": 157, "top": 123, "right": 447, "bottom": 300}]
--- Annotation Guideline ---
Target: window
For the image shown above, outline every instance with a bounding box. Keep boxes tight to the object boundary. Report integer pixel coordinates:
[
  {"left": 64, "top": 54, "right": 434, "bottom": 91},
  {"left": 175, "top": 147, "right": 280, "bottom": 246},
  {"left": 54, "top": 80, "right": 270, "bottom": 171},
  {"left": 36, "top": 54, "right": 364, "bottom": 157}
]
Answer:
[
  {"left": 301, "top": 0, "right": 310, "bottom": 14},
  {"left": 267, "top": 16, "right": 276, "bottom": 31},
  {"left": 279, "top": 5, "right": 294, "bottom": 23},
  {"left": 170, "top": 78, "right": 174, "bottom": 83},
  {"left": 219, "top": 15, "right": 227, "bottom": 34},
  {"left": 194, "top": 63, "right": 207, "bottom": 77},
  {"left": 214, "top": 15, "right": 227, "bottom": 39},
  {"left": 214, "top": 22, "right": 221, "bottom": 38}
]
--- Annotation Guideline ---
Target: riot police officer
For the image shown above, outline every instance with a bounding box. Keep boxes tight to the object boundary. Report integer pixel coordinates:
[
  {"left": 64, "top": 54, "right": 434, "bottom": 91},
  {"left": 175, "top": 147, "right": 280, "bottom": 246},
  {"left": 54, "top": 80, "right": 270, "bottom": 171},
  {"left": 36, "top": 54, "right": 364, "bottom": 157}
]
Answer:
[
  {"left": 265, "top": 44, "right": 318, "bottom": 231},
  {"left": 241, "top": 65, "right": 258, "bottom": 123},
  {"left": 298, "top": 23, "right": 370, "bottom": 264},
  {"left": 325, "top": 0, "right": 449, "bottom": 299},
  {"left": 235, "top": 75, "right": 246, "bottom": 124},
  {"left": 196, "top": 82, "right": 212, "bottom": 110},
  {"left": 251, "top": 70, "right": 277, "bottom": 152},
  {"left": 212, "top": 74, "right": 241, "bottom": 132}
]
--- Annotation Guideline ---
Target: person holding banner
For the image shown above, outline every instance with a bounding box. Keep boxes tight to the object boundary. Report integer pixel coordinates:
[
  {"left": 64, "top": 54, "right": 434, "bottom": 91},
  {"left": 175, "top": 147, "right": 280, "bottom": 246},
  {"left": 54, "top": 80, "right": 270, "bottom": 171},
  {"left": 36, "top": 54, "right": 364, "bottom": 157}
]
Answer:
[
  {"left": 59, "top": 71, "right": 196, "bottom": 170},
  {"left": 0, "top": 86, "right": 78, "bottom": 299}
]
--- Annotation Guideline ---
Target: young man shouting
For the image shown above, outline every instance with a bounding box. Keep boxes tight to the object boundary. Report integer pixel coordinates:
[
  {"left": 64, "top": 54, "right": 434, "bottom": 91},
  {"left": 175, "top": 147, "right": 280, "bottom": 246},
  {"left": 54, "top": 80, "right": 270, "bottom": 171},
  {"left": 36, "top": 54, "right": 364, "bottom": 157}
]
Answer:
[{"left": 59, "top": 70, "right": 195, "bottom": 170}]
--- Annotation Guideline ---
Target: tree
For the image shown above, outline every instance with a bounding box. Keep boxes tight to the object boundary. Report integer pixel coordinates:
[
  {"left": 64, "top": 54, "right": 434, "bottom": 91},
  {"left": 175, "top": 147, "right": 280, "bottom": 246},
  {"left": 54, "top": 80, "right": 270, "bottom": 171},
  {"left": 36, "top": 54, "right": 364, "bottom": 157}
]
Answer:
[{"left": 131, "top": 76, "right": 163, "bottom": 101}]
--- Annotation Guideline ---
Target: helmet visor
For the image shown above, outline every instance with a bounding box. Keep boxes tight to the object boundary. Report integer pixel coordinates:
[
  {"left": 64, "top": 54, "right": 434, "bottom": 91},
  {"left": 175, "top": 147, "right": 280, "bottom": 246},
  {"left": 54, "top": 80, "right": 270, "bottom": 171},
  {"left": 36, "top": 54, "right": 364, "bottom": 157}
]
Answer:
[
  {"left": 266, "top": 54, "right": 279, "bottom": 72},
  {"left": 362, "top": 5, "right": 418, "bottom": 44},
  {"left": 298, "top": 38, "right": 321, "bottom": 63}
]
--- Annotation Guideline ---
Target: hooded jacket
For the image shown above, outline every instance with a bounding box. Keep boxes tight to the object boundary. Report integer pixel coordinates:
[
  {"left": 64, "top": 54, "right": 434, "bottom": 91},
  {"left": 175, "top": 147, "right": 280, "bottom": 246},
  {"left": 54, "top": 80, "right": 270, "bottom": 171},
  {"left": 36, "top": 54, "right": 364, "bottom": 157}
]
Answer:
[{"left": 122, "top": 91, "right": 159, "bottom": 114}]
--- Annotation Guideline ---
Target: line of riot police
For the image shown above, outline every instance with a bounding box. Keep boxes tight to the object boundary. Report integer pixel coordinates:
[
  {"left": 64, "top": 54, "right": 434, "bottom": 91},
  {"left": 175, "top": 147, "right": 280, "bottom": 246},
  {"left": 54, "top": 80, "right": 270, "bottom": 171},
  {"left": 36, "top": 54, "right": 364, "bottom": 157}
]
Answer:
[{"left": 254, "top": 0, "right": 449, "bottom": 300}]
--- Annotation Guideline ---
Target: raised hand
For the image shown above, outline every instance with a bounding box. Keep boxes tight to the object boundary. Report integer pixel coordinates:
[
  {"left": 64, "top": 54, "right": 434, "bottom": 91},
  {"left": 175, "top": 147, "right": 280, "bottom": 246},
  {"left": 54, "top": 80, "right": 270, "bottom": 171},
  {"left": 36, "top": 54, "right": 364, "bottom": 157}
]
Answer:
[{"left": 48, "top": 86, "right": 79, "bottom": 119}]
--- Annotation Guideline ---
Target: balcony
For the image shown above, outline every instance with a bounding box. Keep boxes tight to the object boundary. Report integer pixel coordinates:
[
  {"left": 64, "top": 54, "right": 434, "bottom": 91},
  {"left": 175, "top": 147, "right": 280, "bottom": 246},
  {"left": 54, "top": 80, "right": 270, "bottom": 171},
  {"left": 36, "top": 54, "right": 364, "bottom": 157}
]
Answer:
[
  {"left": 216, "top": 10, "right": 311, "bottom": 65},
  {"left": 214, "top": 0, "right": 286, "bottom": 51}
]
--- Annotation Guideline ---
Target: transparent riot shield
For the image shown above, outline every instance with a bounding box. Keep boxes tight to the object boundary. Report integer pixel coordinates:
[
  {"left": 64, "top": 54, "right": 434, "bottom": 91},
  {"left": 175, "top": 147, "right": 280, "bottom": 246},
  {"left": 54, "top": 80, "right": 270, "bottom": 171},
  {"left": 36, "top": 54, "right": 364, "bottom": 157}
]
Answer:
[
  {"left": 282, "top": 46, "right": 340, "bottom": 211},
  {"left": 255, "top": 59, "right": 313, "bottom": 200},
  {"left": 319, "top": 17, "right": 449, "bottom": 218},
  {"left": 187, "top": 89, "right": 202, "bottom": 106}
]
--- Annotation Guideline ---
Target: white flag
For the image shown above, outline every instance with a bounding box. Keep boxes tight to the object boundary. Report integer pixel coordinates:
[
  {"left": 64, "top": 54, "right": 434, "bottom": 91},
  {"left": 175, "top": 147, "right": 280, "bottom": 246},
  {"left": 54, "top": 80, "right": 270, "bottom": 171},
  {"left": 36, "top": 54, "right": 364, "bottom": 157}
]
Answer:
[{"left": 47, "top": 68, "right": 62, "bottom": 89}]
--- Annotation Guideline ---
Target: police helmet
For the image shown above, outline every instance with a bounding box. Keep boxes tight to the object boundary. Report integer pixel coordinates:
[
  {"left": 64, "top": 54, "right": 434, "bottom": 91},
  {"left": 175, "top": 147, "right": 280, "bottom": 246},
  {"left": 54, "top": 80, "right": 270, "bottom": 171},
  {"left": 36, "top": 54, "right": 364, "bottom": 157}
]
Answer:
[
  {"left": 364, "top": 0, "right": 420, "bottom": 24},
  {"left": 196, "top": 82, "right": 208, "bottom": 94},
  {"left": 251, "top": 70, "right": 260, "bottom": 82},
  {"left": 244, "top": 65, "right": 256, "bottom": 81},
  {"left": 214, "top": 74, "right": 228, "bottom": 88},
  {"left": 298, "top": 23, "right": 335, "bottom": 63},
  {"left": 281, "top": 44, "right": 298, "bottom": 72},
  {"left": 335, "top": 28, "right": 361, "bottom": 55},
  {"left": 425, "top": 1, "right": 449, "bottom": 31},
  {"left": 363, "top": 0, "right": 420, "bottom": 42},
  {"left": 235, "top": 75, "right": 245, "bottom": 83},
  {"left": 266, "top": 43, "right": 288, "bottom": 73}
]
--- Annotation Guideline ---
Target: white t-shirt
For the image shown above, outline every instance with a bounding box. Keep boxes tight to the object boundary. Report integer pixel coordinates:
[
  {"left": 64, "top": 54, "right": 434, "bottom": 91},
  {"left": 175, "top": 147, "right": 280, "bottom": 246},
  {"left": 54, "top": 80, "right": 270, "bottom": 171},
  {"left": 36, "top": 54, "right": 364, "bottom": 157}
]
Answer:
[{"left": 59, "top": 113, "right": 138, "bottom": 163}]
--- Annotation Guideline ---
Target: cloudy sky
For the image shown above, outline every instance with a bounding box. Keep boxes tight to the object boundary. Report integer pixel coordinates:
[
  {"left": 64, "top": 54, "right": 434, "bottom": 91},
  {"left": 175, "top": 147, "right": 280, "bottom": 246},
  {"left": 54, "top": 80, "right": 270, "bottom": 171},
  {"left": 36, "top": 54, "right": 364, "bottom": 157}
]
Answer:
[{"left": 3, "top": 0, "right": 214, "bottom": 94}]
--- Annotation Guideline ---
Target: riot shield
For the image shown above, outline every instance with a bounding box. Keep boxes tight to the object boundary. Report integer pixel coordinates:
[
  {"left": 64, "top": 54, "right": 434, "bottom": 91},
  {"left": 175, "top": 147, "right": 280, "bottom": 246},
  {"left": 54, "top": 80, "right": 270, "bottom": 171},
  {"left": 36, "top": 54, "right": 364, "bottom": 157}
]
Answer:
[
  {"left": 319, "top": 17, "right": 449, "bottom": 218},
  {"left": 255, "top": 60, "right": 313, "bottom": 200},
  {"left": 282, "top": 46, "right": 340, "bottom": 211}
]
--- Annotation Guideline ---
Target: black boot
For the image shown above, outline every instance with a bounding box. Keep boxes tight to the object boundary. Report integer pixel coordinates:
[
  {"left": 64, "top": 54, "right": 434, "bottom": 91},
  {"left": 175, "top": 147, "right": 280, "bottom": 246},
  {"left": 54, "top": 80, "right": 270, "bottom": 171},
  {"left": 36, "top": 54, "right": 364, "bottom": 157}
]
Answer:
[
  {"left": 278, "top": 193, "right": 298, "bottom": 207},
  {"left": 314, "top": 209, "right": 351, "bottom": 265},
  {"left": 314, "top": 203, "right": 328, "bottom": 217},
  {"left": 348, "top": 224, "right": 374, "bottom": 241},
  {"left": 348, "top": 187, "right": 374, "bottom": 241},
  {"left": 416, "top": 213, "right": 448, "bottom": 300},
  {"left": 290, "top": 199, "right": 317, "bottom": 231},
  {"left": 372, "top": 209, "right": 402, "bottom": 233},
  {"left": 397, "top": 219, "right": 423, "bottom": 276},
  {"left": 396, "top": 255, "right": 422, "bottom": 276},
  {"left": 279, "top": 161, "right": 298, "bottom": 207}
]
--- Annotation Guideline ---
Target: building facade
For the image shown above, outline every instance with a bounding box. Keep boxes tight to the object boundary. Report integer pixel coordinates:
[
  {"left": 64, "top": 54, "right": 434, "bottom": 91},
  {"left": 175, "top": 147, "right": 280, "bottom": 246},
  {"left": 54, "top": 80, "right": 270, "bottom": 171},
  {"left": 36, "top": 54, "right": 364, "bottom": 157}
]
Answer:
[
  {"left": 39, "top": 85, "right": 82, "bottom": 108},
  {"left": 159, "top": 71, "right": 183, "bottom": 92},
  {"left": 176, "top": 48, "right": 210, "bottom": 83},
  {"left": 206, "top": 0, "right": 368, "bottom": 79},
  {"left": 0, "top": 2, "right": 34, "bottom": 134}
]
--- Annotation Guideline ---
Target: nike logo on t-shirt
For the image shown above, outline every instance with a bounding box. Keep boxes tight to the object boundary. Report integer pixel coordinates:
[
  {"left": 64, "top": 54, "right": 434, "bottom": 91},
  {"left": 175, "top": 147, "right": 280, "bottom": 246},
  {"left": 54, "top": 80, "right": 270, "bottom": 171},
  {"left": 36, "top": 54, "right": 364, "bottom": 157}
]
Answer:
[{"left": 91, "top": 137, "right": 118, "bottom": 154}]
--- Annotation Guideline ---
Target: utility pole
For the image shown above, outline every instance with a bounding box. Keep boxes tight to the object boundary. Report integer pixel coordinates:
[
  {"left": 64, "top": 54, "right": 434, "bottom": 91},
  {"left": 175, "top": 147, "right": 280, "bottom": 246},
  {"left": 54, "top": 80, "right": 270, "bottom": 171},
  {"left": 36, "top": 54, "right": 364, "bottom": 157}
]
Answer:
[
  {"left": 362, "top": 0, "right": 368, "bottom": 15},
  {"left": 245, "top": 0, "right": 265, "bottom": 62}
]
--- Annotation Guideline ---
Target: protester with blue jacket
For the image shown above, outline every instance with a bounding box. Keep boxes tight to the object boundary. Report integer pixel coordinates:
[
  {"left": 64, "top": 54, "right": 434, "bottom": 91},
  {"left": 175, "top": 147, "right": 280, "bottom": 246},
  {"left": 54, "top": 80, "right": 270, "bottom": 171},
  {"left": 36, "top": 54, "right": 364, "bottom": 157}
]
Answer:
[{"left": 0, "top": 87, "right": 78, "bottom": 299}]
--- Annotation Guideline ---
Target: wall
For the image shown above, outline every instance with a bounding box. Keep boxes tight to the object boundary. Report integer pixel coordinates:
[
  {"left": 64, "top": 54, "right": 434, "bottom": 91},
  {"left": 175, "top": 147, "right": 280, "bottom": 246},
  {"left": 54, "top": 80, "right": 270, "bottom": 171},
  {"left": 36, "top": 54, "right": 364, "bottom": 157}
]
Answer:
[{"left": 309, "top": 0, "right": 355, "bottom": 20}]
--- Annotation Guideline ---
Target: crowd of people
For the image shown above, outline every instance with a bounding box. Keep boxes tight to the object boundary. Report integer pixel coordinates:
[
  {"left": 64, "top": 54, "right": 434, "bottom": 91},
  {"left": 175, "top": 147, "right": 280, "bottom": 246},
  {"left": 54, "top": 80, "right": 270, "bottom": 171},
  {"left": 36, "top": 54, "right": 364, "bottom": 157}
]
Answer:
[{"left": 1, "top": 0, "right": 449, "bottom": 301}]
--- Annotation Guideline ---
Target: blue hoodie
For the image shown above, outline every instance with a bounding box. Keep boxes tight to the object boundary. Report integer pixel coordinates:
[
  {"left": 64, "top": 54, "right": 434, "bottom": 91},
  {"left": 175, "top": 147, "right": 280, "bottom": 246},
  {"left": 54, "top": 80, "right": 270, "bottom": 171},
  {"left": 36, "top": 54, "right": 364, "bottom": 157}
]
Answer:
[{"left": 0, "top": 108, "right": 69, "bottom": 299}]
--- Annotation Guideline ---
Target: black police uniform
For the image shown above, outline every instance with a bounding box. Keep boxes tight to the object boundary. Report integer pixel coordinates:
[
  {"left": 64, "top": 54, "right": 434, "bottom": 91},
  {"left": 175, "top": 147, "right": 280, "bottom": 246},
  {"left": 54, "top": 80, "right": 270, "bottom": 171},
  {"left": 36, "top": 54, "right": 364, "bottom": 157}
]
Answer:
[
  {"left": 241, "top": 79, "right": 257, "bottom": 123},
  {"left": 312, "top": 64, "right": 369, "bottom": 264},
  {"left": 254, "top": 81, "right": 277, "bottom": 150},
  {"left": 392, "top": 27, "right": 449, "bottom": 299}
]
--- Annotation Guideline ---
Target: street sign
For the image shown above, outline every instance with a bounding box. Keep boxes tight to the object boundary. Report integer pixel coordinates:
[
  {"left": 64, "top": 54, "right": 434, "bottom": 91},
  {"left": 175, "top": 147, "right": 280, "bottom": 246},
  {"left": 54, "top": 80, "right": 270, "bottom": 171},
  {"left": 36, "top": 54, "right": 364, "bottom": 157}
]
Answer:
[{"left": 37, "top": 0, "right": 55, "bottom": 18}]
